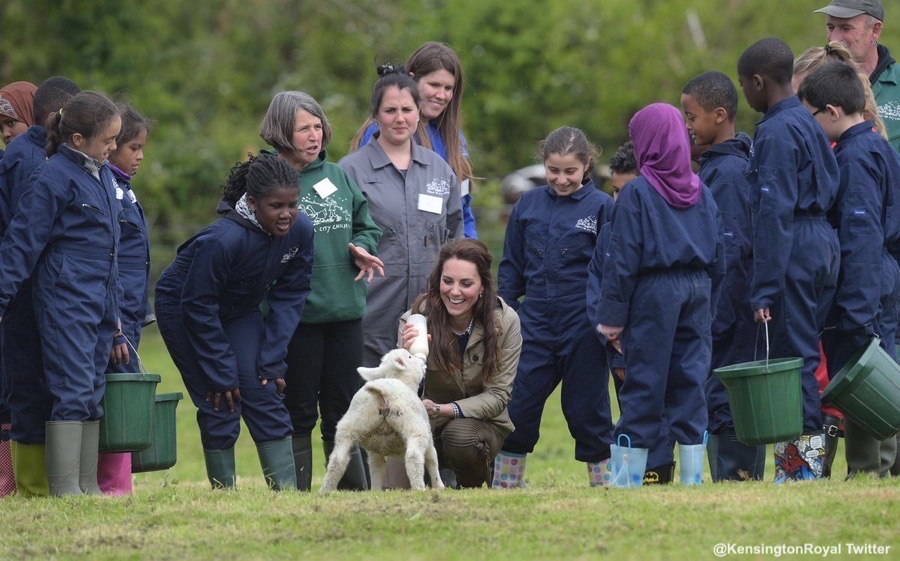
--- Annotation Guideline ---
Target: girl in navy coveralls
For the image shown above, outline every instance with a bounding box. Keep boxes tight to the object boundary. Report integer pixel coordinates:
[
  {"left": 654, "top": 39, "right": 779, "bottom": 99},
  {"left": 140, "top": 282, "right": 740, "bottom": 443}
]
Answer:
[
  {"left": 597, "top": 103, "right": 725, "bottom": 486},
  {"left": 97, "top": 103, "right": 153, "bottom": 495},
  {"left": 155, "top": 153, "right": 314, "bottom": 491},
  {"left": 0, "top": 91, "right": 126, "bottom": 496},
  {"left": 494, "top": 126, "right": 615, "bottom": 488}
]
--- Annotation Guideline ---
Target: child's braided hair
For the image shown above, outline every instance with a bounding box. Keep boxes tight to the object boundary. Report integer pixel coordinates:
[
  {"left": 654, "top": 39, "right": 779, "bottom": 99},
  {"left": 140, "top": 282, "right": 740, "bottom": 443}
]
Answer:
[{"left": 221, "top": 152, "right": 300, "bottom": 205}]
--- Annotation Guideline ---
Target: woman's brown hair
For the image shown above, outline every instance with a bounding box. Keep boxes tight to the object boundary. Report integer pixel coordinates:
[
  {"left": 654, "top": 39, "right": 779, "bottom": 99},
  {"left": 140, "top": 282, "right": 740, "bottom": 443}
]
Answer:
[{"left": 412, "top": 238, "right": 501, "bottom": 382}]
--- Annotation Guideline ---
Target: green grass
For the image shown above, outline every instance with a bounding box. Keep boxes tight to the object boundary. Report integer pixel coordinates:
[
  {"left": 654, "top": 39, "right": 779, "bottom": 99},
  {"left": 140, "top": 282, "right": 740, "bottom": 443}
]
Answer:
[{"left": 2, "top": 326, "right": 898, "bottom": 561}]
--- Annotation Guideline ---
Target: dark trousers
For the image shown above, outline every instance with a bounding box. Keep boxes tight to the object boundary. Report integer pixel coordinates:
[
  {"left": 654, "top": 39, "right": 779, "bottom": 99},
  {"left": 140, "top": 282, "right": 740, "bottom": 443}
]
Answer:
[
  {"left": 503, "top": 297, "right": 613, "bottom": 463},
  {"left": 2, "top": 281, "right": 51, "bottom": 443},
  {"left": 283, "top": 319, "right": 364, "bottom": 441},
  {"left": 34, "top": 251, "right": 117, "bottom": 421},
  {"left": 761, "top": 219, "right": 839, "bottom": 433},
  {"left": 617, "top": 271, "right": 711, "bottom": 448},
  {"left": 157, "top": 300, "right": 292, "bottom": 450}
]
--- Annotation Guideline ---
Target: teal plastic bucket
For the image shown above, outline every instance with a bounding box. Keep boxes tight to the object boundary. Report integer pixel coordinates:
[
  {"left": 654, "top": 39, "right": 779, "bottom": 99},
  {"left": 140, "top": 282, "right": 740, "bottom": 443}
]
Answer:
[
  {"left": 821, "top": 338, "right": 900, "bottom": 440},
  {"left": 132, "top": 392, "right": 183, "bottom": 473},
  {"left": 99, "top": 373, "right": 161, "bottom": 452},
  {"left": 714, "top": 358, "right": 803, "bottom": 445}
]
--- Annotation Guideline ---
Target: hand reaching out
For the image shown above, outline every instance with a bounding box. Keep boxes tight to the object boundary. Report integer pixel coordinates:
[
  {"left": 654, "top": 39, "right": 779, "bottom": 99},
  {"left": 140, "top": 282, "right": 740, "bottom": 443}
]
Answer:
[{"left": 349, "top": 243, "right": 385, "bottom": 282}]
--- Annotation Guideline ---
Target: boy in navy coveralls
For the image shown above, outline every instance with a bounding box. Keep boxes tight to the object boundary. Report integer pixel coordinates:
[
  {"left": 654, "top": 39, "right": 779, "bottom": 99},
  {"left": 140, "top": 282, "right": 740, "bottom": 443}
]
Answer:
[{"left": 737, "top": 37, "right": 840, "bottom": 481}]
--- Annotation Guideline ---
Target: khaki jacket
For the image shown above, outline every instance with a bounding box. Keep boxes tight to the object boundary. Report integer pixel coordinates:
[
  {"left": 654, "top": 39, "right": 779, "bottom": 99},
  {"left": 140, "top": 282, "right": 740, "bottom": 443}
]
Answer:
[{"left": 399, "top": 297, "right": 522, "bottom": 436}]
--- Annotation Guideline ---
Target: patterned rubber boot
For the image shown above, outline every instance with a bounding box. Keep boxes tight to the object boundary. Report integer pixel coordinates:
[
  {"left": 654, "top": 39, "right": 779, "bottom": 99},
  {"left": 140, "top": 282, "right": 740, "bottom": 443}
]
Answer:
[
  {"left": 491, "top": 451, "right": 527, "bottom": 489},
  {"left": 643, "top": 463, "right": 675, "bottom": 485},
  {"left": 0, "top": 424, "right": 16, "bottom": 496},
  {"left": 774, "top": 434, "right": 826, "bottom": 482},
  {"left": 679, "top": 444, "right": 705, "bottom": 486},
  {"left": 587, "top": 458, "right": 611, "bottom": 488}
]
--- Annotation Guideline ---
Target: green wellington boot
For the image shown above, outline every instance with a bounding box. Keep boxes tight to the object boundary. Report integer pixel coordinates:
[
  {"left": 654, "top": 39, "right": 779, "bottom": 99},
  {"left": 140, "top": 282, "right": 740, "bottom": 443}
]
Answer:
[
  {"left": 79, "top": 420, "right": 102, "bottom": 495},
  {"left": 45, "top": 421, "right": 84, "bottom": 496},
  {"left": 203, "top": 447, "right": 236, "bottom": 489},
  {"left": 12, "top": 441, "right": 50, "bottom": 497},
  {"left": 257, "top": 437, "right": 297, "bottom": 491}
]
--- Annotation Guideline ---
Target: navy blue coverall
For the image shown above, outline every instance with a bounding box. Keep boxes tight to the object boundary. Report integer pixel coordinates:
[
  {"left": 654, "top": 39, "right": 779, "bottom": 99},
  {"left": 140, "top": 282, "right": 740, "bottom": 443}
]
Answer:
[
  {"left": 155, "top": 200, "right": 314, "bottom": 450},
  {"left": 698, "top": 133, "right": 757, "bottom": 433},
  {"left": 597, "top": 176, "right": 724, "bottom": 449},
  {"left": 0, "top": 145, "right": 121, "bottom": 424},
  {"left": 498, "top": 181, "right": 615, "bottom": 462},
  {"left": 107, "top": 168, "right": 152, "bottom": 370},
  {"left": 822, "top": 121, "right": 900, "bottom": 370},
  {"left": 0, "top": 127, "right": 50, "bottom": 442},
  {"left": 587, "top": 221, "right": 675, "bottom": 469},
  {"left": 747, "top": 97, "right": 840, "bottom": 433}
]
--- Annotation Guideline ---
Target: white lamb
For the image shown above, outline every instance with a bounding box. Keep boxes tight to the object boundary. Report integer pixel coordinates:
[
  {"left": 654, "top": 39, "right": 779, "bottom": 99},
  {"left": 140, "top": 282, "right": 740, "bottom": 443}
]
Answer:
[{"left": 320, "top": 348, "right": 444, "bottom": 491}]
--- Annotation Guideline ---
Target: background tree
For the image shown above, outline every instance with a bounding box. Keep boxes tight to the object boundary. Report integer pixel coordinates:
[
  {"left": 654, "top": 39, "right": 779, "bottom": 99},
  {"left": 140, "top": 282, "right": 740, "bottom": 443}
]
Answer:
[{"left": 2, "top": 0, "right": 895, "bottom": 275}]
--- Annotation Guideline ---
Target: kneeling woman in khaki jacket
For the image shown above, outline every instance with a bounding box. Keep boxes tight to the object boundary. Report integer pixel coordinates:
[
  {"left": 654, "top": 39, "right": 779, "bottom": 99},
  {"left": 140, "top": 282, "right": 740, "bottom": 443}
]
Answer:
[{"left": 396, "top": 238, "right": 522, "bottom": 488}]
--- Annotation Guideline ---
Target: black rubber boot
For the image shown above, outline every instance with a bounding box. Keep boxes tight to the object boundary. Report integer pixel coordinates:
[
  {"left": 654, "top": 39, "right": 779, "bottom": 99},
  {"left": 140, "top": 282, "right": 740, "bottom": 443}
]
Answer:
[
  {"left": 292, "top": 435, "right": 313, "bottom": 491},
  {"left": 821, "top": 414, "right": 842, "bottom": 479},
  {"left": 707, "top": 429, "right": 766, "bottom": 482},
  {"left": 323, "top": 440, "right": 368, "bottom": 490},
  {"left": 642, "top": 462, "right": 675, "bottom": 485}
]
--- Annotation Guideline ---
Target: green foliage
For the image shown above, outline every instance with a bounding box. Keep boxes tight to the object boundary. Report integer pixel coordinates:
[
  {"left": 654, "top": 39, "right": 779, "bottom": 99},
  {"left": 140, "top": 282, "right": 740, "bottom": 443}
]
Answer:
[{"left": 3, "top": 0, "right": 900, "bottom": 265}]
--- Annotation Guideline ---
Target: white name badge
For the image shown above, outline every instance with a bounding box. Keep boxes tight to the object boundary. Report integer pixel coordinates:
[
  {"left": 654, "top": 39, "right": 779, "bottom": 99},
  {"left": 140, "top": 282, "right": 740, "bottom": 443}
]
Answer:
[
  {"left": 313, "top": 178, "right": 338, "bottom": 199},
  {"left": 418, "top": 193, "right": 443, "bottom": 214},
  {"left": 460, "top": 179, "right": 470, "bottom": 197},
  {"left": 115, "top": 186, "right": 124, "bottom": 200}
]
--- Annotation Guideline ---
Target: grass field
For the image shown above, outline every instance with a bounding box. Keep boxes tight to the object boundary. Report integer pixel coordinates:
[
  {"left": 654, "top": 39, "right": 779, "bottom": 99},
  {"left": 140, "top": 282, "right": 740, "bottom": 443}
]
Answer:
[{"left": 2, "top": 327, "right": 898, "bottom": 561}]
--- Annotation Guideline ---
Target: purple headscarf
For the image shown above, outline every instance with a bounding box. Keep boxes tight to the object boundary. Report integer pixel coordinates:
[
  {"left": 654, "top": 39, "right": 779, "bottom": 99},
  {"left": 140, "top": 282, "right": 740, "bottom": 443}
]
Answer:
[{"left": 628, "top": 103, "right": 701, "bottom": 209}]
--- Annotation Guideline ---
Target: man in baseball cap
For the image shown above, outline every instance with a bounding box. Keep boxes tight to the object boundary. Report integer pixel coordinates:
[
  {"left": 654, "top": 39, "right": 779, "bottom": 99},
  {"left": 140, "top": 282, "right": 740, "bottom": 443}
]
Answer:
[
  {"left": 814, "top": 0, "right": 900, "bottom": 480},
  {"left": 815, "top": 1, "right": 899, "bottom": 149}
]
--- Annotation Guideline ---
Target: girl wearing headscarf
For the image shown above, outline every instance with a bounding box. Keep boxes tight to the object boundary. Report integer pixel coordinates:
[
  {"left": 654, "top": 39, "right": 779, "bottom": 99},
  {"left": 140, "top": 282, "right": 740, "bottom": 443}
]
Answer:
[
  {"left": 0, "top": 81, "right": 37, "bottom": 151},
  {"left": 596, "top": 103, "right": 725, "bottom": 486}
]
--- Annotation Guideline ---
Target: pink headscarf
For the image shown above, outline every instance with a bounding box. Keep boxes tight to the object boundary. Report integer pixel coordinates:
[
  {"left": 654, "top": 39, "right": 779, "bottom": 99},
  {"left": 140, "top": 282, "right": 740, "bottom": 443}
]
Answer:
[
  {"left": 628, "top": 103, "right": 701, "bottom": 209},
  {"left": 0, "top": 81, "right": 38, "bottom": 126}
]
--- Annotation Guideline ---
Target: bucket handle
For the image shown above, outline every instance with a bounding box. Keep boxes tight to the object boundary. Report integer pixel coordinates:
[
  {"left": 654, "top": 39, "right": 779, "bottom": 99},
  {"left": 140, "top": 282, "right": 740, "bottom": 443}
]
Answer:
[
  {"left": 753, "top": 321, "right": 770, "bottom": 370},
  {"left": 616, "top": 434, "right": 632, "bottom": 449},
  {"left": 118, "top": 333, "right": 147, "bottom": 374}
]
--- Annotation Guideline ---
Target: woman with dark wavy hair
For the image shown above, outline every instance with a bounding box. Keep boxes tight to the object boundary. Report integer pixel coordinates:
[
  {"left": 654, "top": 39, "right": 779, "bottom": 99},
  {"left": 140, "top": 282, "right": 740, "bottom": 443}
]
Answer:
[{"left": 397, "top": 238, "right": 521, "bottom": 488}]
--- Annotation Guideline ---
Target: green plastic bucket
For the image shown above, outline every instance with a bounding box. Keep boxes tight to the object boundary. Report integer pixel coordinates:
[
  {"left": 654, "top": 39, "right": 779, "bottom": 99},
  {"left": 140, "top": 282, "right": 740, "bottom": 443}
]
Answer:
[
  {"left": 132, "top": 392, "right": 184, "bottom": 473},
  {"left": 714, "top": 357, "right": 804, "bottom": 445},
  {"left": 99, "top": 373, "right": 161, "bottom": 452},
  {"left": 821, "top": 338, "right": 900, "bottom": 440}
]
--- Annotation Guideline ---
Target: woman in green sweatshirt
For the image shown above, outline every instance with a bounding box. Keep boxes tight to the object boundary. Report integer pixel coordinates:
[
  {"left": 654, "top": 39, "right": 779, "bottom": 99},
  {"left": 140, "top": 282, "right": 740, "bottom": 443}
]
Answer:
[{"left": 260, "top": 91, "right": 383, "bottom": 490}]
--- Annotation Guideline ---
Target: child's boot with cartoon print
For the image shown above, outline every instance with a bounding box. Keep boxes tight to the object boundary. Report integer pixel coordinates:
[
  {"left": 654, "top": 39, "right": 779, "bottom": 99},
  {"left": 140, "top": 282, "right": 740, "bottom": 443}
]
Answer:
[
  {"left": 257, "top": 437, "right": 297, "bottom": 491},
  {"left": 679, "top": 444, "right": 706, "bottom": 485},
  {"left": 492, "top": 451, "right": 527, "bottom": 488},
  {"left": 203, "top": 447, "right": 236, "bottom": 489},
  {"left": 643, "top": 462, "right": 676, "bottom": 485},
  {"left": 587, "top": 458, "right": 611, "bottom": 487},
  {"left": 45, "top": 421, "right": 84, "bottom": 496},
  {"left": 774, "top": 433, "right": 826, "bottom": 482}
]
